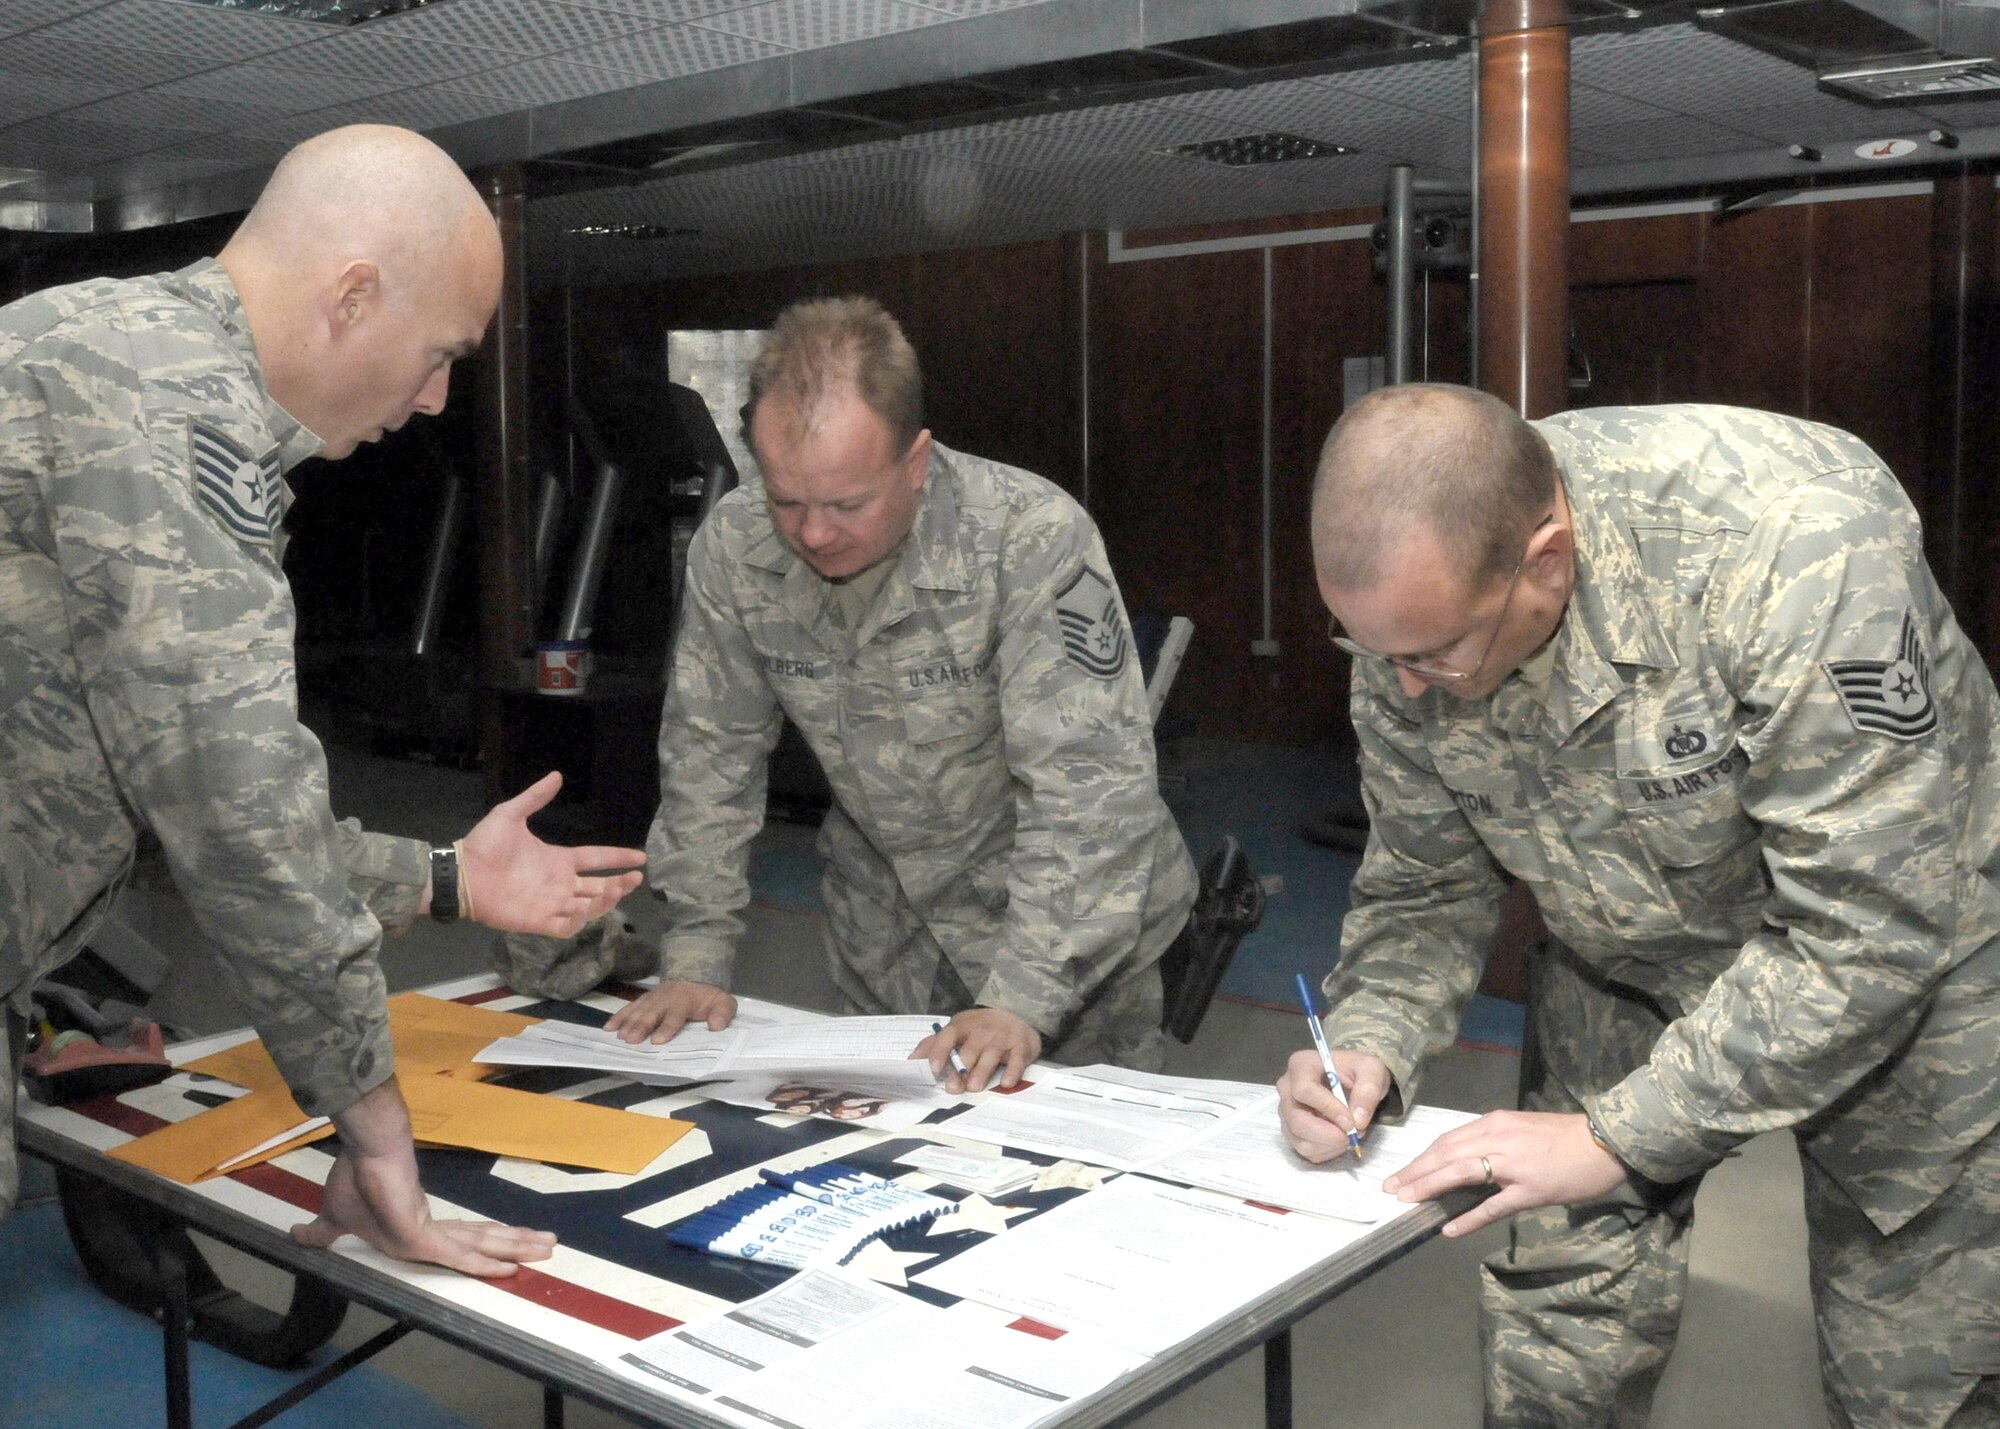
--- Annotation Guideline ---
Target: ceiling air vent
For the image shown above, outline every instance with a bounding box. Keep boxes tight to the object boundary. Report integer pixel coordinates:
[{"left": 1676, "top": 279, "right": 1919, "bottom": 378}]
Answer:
[
  {"left": 1165, "top": 133, "right": 1354, "bottom": 165},
  {"left": 1820, "top": 55, "right": 2000, "bottom": 101}
]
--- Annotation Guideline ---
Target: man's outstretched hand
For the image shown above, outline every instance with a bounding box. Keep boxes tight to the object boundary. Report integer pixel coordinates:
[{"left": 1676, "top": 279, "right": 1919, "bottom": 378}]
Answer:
[
  {"left": 291, "top": 1079, "right": 557, "bottom": 1276},
  {"left": 455, "top": 772, "right": 646, "bottom": 938}
]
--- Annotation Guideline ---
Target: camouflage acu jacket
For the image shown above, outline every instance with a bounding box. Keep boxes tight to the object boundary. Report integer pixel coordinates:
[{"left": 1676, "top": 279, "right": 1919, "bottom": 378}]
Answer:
[
  {"left": 0, "top": 260, "right": 423, "bottom": 1118},
  {"left": 1324, "top": 404, "right": 2000, "bottom": 1232},
  {"left": 649, "top": 443, "right": 1197, "bottom": 1038}
]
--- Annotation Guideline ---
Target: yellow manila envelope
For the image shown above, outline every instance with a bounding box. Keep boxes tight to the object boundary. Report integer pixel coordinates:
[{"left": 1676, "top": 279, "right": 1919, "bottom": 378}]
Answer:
[
  {"left": 399, "top": 1075, "right": 691, "bottom": 1174},
  {"left": 119, "top": 996, "right": 686, "bottom": 1182},
  {"left": 109, "top": 1085, "right": 330, "bottom": 1183}
]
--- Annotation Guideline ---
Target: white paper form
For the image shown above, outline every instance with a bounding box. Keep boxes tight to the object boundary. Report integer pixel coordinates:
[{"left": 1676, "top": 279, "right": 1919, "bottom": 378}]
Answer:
[
  {"left": 939, "top": 1065, "right": 1271, "bottom": 1169},
  {"left": 913, "top": 1173, "right": 1370, "bottom": 1358},
  {"left": 611, "top": 1273, "right": 1143, "bottom": 1429},
  {"left": 614, "top": 1268, "right": 907, "bottom": 1398},
  {"left": 717, "top": 1300, "right": 1142, "bottom": 1429},
  {"left": 846, "top": 1306, "right": 1145, "bottom": 1429},
  {"left": 1137, "top": 1102, "right": 1480, "bottom": 1223}
]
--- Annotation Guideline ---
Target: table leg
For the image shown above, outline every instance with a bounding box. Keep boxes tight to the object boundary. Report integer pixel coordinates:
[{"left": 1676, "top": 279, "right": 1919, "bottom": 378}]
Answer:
[
  {"left": 1264, "top": 1327, "right": 1292, "bottom": 1429},
  {"left": 161, "top": 1235, "right": 193, "bottom": 1429},
  {"left": 544, "top": 1382, "right": 566, "bottom": 1428}
]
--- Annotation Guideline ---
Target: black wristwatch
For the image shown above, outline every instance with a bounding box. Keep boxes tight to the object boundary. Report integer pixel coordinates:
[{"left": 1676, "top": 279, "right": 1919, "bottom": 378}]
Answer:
[{"left": 429, "top": 844, "right": 461, "bottom": 923}]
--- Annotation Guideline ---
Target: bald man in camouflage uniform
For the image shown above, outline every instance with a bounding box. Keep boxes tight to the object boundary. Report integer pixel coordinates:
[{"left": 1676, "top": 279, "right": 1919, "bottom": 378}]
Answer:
[
  {"left": 600, "top": 297, "right": 1196, "bottom": 1089},
  {"left": 1280, "top": 386, "right": 1999, "bottom": 1427},
  {"left": 1, "top": 125, "right": 642, "bottom": 1276}
]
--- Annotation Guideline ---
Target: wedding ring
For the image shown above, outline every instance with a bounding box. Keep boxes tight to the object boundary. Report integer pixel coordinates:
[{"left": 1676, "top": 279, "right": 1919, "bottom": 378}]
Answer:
[{"left": 1480, "top": 1155, "right": 1494, "bottom": 1186}]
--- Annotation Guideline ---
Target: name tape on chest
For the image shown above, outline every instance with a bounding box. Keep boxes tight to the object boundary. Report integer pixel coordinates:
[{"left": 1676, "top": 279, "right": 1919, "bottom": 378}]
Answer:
[
  {"left": 1822, "top": 609, "right": 1937, "bottom": 741},
  {"left": 1054, "top": 565, "right": 1128, "bottom": 679},
  {"left": 190, "top": 420, "right": 282, "bottom": 546}
]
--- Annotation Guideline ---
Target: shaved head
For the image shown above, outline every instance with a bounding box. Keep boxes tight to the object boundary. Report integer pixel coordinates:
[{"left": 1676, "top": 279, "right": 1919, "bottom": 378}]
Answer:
[
  {"left": 1310, "top": 383, "right": 1558, "bottom": 592},
  {"left": 227, "top": 123, "right": 496, "bottom": 288},
  {"left": 219, "top": 124, "right": 503, "bottom": 458}
]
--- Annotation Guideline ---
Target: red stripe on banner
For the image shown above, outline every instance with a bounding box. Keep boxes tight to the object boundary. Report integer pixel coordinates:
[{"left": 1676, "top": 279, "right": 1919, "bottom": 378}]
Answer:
[
  {"left": 1007, "top": 1317, "right": 1067, "bottom": 1340},
  {"left": 78, "top": 1095, "right": 168, "bottom": 1138},
  {"left": 70, "top": 1038, "right": 683, "bottom": 1342},
  {"left": 491, "top": 1265, "right": 682, "bottom": 1340},
  {"left": 455, "top": 987, "right": 518, "bottom": 1006},
  {"left": 232, "top": 1159, "right": 324, "bottom": 1213}
]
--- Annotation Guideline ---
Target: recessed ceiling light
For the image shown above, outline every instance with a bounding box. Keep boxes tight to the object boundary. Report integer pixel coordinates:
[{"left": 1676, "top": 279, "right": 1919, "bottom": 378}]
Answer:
[{"left": 1164, "top": 132, "right": 1353, "bottom": 166}]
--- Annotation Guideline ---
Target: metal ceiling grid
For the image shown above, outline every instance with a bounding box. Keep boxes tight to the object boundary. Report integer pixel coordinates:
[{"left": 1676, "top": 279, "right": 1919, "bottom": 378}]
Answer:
[
  {"left": 552, "top": 0, "right": 770, "bottom": 20},
  {"left": 1571, "top": 21, "right": 1806, "bottom": 105},
  {"left": 1905, "top": 95, "right": 2000, "bottom": 128},
  {"left": 0, "top": 72, "right": 118, "bottom": 123},
  {"left": 1571, "top": 112, "right": 1774, "bottom": 162},
  {"left": 896, "top": 99, "right": 1252, "bottom": 169},
  {"left": 286, "top": 85, "right": 522, "bottom": 135},
  {"left": 0, "top": 115, "right": 159, "bottom": 169},
  {"left": 886, "top": 0, "right": 1067, "bottom": 15},
  {"left": 0, "top": 32, "right": 218, "bottom": 88},
  {"left": 153, "top": 58, "right": 409, "bottom": 110},
  {"left": 1332, "top": 110, "right": 1471, "bottom": 171},
  {"left": 1714, "top": 91, "right": 1936, "bottom": 142},
  {"left": 1148, "top": 74, "right": 1439, "bottom": 143},
  {"left": 275, "top": 27, "right": 516, "bottom": 85},
  {"left": 60, "top": 87, "right": 296, "bottom": 141},
  {"left": 43, "top": 0, "right": 309, "bottom": 64},
  {"left": 361, "top": 0, "right": 669, "bottom": 55},
  {"left": 1317, "top": 56, "right": 1473, "bottom": 119},
  {"left": 1567, "top": 83, "right": 1682, "bottom": 129},
  {"left": 539, "top": 20, "right": 785, "bottom": 79},
  {"left": 0, "top": 0, "right": 115, "bottom": 40},
  {"left": 439, "top": 54, "right": 664, "bottom": 106},
  {"left": 687, "top": 0, "right": 958, "bottom": 51}
]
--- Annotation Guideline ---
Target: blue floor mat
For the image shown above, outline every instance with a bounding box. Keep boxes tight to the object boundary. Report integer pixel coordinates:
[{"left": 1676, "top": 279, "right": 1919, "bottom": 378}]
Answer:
[{"left": 0, "top": 1201, "right": 478, "bottom": 1429}]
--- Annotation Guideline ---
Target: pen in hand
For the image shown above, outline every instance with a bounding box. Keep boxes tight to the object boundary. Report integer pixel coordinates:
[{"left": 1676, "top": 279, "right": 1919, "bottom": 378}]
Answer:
[
  {"left": 931, "top": 1021, "right": 971, "bottom": 1080},
  {"left": 1294, "top": 973, "right": 1364, "bottom": 1162}
]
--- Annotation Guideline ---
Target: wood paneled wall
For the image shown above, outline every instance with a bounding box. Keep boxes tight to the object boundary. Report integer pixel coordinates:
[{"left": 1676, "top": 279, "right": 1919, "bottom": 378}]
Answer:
[{"left": 563, "top": 178, "right": 2000, "bottom": 743}]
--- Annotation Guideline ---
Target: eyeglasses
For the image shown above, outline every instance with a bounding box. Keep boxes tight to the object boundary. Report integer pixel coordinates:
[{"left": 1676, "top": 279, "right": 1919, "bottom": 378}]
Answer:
[{"left": 1327, "top": 515, "right": 1552, "bottom": 683}]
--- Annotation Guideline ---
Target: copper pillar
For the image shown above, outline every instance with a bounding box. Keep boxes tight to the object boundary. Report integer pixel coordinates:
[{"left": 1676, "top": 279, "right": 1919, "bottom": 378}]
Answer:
[
  {"left": 1926, "top": 167, "right": 2000, "bottom": 665},
  {"left": 1476, "top": 0, "right": 1570, "bottom": 419},
  {"left": 472, "top": 164, "right": 534, "bottom": 798}
]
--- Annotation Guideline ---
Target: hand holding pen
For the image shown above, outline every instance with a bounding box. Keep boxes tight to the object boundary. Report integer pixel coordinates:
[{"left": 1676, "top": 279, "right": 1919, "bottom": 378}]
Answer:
[{"left": 1294, "top": 973, "right": 1365, "bottom": 1162}]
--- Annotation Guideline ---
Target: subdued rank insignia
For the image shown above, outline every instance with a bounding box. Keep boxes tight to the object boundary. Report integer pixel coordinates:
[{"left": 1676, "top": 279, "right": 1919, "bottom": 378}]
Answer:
[
  {"left": 190, "top": 420, "right": 282, "bottom": 545},
  {"left": 1054, "top": 565, "right": 1128, "bottom": 679},
  {"left": 1823, "top": 609, "right": 1937, "bottom": 740}
]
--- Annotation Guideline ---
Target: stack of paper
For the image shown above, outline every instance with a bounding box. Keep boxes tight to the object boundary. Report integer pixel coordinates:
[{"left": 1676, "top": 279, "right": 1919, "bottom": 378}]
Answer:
[{"left": 475, "top": 1011, "right": 947, "bottom": 1100}]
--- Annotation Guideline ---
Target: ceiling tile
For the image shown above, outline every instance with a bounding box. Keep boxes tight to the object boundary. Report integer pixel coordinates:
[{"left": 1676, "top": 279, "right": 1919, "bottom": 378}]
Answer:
[{"left": 690, "top": 0, "right": 954, "bottom": 51}]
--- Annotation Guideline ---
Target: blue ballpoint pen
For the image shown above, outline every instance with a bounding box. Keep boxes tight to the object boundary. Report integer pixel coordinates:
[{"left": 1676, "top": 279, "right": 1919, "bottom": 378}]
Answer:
[
  {"left": 1295, "top": 973, "right": 1364, "bottom": 1162},
  {"left": 931, "top": 1021, "right": 971, "bottom": 1078}
]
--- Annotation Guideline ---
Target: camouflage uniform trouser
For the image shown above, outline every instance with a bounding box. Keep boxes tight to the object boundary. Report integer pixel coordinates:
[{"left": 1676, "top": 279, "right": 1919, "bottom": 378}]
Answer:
[
  {"left": 1483, "top": 939, "right": 2000, "bottom": 1429},
  {"left": 825, "top": 916, "right": 1166, "bottom": 1073},
  {"left": 1, "top": 1006, "right": 22, "bottom": 1220}
]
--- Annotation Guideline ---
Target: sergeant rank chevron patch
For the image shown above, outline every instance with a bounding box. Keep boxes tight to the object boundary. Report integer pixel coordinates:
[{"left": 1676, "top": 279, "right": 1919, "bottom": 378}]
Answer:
[
  {"left": 1823, "top": 609, "right": 1937, "bottom": 740},
  {"left": 190, "top": 420, "right": 282, "bottom": 546}
]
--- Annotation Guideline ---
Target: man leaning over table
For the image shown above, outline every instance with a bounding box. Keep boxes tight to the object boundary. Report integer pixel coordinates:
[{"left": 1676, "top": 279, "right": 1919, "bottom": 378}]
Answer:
[
  {"left": 503, "top": 295, "right": 1197, "bottom": 1095},
  {"left": 0, "top": 124, "right": 646, "bottom": 1277},
  {"left": 1279, "top": 383, "right": 2000, "bottom": 1428}
]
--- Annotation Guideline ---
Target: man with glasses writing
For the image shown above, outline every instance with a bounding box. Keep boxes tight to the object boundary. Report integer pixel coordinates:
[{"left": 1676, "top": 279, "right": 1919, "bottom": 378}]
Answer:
[
  {"left": 582, "top": 296, "right": 1196, "bottom": 1094},
  {"left": 1281, "top": 383, "right": 1999, "bottom": 1427}
]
